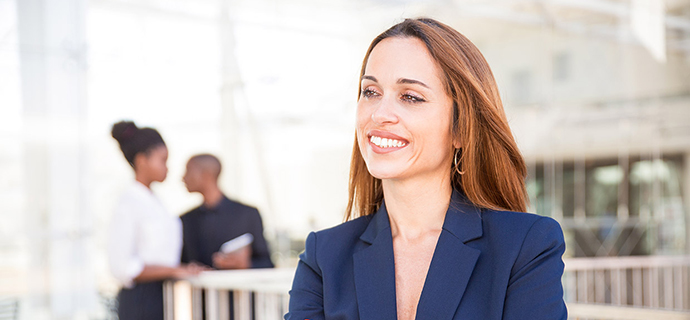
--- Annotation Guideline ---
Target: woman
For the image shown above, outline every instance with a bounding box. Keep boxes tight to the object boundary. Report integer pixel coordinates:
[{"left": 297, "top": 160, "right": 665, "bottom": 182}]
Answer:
[
  {"left": 286, "top": 18, "right": 567, "bottom": 320},
  {"left": 108, "top": 120, "right": 201, "bottom": 320}
]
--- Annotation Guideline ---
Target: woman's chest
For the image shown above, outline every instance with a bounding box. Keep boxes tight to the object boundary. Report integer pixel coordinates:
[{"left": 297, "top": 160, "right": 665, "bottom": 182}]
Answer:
[{"left": 393, "top": 235, "right": 439, "bottom": 320}]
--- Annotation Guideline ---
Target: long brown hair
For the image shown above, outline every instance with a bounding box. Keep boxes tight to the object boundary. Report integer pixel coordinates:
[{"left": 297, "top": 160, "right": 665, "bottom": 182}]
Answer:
[{"left": 345, "top": 18, "right": 528, "bottom": 220}]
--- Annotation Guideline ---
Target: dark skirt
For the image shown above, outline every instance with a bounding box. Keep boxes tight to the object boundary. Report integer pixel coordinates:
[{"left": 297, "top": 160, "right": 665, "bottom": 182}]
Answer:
[{"left": 117, "top": 281, "right": 164, "bottom": 320}]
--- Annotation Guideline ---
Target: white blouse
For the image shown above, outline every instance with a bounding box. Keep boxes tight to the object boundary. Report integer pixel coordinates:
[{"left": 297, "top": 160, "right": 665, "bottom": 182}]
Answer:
[{"left": 107, "top": 181, "right": 182, "bottom": 288}]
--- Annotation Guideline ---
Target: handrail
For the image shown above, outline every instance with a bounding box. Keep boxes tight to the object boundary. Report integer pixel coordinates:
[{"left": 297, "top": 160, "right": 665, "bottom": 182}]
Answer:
[
  {"left": 565, "top": 255, "right": 690, "bottom": 270},
  {"left": 164, "top": 256, "right": 690, "bottom": 319},
  {"left": 166, "top": 268, "right": 295, "bottom": 320},
  {"left": 562, "top": 255, "right": 690, "bottom": 312},
  {"left": 186, "top": 268, "right": 295, "bottom": 293},
  {"left": 567, "top": 303, "right": 690, "bottom": 320}
]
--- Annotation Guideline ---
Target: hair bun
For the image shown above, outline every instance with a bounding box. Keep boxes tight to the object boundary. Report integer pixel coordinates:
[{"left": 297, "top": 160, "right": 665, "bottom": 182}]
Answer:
[{"left": 111, "top": 120, "right": 138, "bottom": 143}]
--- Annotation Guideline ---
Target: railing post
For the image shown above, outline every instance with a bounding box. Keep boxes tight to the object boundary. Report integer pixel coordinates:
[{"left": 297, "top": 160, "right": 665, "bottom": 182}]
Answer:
[
  {"left": 680, "top": 266, "right": 690, "bottom": 310},
  {"left": 206, "top": 288, "right": 219, "bottom": 320},
  {"left": 619, "top": 268, "right": 627, "bottom": 306},
  {"left": 633, "top": 267, "right": 642, "bottom": 306},
  {"left": 192, "top": 287, "right": 203, "bottom": 320},
  {"left": 164, "top": 281, "right": 174, "bottom": 320},
  {"left": 564, "top": 271, "right": 576, "bottom": 304},
  {"left": 612, "top": 268, "right": 621, "bottom": 305},
  {"left": 664, "top": 266, "right": 673, "bottom": 309},
  {"left": 219, "top": 290, "right": 230, "bottom": 320},
  {"left": 577, "top": 270, "right": 586, "bottom": 303},
  {"left": 595, "top": 269, "right": 605, "bottom": 303},
  {"left": 233, "top": 290, "right": 252, "bottom": 320},
  {"left": 651, "top": 267, "right": 659, "bottom": 308}
]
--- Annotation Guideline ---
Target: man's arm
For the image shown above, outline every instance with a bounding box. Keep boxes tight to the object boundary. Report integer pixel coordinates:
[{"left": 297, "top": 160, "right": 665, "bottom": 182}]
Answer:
[{"left": 249, "top": 208, "right": 274, "bottom": 268}]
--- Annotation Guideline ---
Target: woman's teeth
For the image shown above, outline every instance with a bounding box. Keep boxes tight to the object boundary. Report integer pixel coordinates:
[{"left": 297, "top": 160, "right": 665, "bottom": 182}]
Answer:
[{"left": 370, "top": 136, "right": 407, "bottom": 148}]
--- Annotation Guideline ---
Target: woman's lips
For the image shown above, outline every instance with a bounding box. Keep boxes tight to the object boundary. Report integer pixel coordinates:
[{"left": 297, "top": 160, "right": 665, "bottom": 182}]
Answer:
[{"left": 367, "top": 130, "right": 409, "bottom": 153}]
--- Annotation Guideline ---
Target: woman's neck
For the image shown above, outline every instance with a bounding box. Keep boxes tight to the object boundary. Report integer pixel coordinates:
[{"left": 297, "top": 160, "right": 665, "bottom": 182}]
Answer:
[
  {"left": 382, "top": 174, "right": 453, "bottom": 240},
  {"left": 135, "top": 174, "right": 153, "bottom": 189}
]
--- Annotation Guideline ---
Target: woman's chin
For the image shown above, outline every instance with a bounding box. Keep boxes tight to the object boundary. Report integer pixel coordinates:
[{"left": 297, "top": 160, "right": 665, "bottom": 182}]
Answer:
[{"left": 367, "top": 167, "right": 404, "bottom": 181}]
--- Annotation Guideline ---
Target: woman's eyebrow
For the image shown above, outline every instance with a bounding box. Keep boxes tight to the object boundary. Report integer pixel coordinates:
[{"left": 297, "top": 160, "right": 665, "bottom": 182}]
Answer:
[
  {"left": 361, "top": 76, "right": 429, "bottom": 89},
  {"left": 397, "top": 78, "right": 429, "bottom": 88},
  {"left": 361, "top": 75, "right": 377, "bottom": 82}
]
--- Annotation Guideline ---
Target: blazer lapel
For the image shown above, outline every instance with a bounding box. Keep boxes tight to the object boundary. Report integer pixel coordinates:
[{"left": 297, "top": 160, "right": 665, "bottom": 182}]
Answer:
[
  {"left": 415, "top": 191, "right": 483, "bottom": 320},
  {"left": 353, "top": 203, "right": 398, "bottom": 320}
]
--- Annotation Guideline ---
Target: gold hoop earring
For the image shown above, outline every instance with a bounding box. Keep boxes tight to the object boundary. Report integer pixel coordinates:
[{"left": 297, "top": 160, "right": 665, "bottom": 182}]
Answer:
[{"left": 453, "top": 149, "right": 465, "bottom": 175}]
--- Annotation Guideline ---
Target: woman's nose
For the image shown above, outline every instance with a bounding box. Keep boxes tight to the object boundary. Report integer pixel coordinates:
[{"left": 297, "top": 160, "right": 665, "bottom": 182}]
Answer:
[{"left": 370, "top": 97, "right": 398, "bottom": 125}]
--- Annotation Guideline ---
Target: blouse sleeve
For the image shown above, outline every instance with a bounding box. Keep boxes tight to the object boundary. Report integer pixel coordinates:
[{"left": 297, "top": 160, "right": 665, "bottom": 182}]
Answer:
[
  {"left": 503, "top": 216, "right": 568, "bottom": 320},
  {"left": 285, "top": 232, "right": 325, "bottom": 320},
  {"left": 107, "top": 200, "right": 145, "bottom": 288}
]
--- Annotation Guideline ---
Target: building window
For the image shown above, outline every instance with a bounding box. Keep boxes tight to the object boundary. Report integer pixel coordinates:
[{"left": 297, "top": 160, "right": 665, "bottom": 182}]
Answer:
[
  {"left": 527, "top": 154, "right": 686, "bottom": 257},
  {"left": 553, "top": 52, "right": 570, "bottom": 82},
  {"left": 511, "top": 69, "right": 532, "bottom": 105}
]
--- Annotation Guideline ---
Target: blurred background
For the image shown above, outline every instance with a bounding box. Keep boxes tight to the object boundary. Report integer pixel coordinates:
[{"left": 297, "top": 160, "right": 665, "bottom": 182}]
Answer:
[{"left": 0, "top": 0, "right": 689, "bottom": 319}]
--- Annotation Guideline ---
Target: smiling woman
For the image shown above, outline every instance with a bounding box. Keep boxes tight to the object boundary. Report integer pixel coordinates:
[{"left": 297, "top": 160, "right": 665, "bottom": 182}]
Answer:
[
  {"left": 285, "top": 18, "right": 567, "bottom": 320},
  {"left": 356, "top": 36, "right": 456, "bottom": 185}
]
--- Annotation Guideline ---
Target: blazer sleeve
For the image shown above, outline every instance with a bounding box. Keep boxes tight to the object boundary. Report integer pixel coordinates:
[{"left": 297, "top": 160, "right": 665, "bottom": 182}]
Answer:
[
  {"left": 285, "top": 232, "right": 325, "bottom": 320},
  {"left": 503, "top": 217, "right": 568, "bottom": 320},
  {"left": 249, "top": 208, "right": 274, "bottom": 268}
]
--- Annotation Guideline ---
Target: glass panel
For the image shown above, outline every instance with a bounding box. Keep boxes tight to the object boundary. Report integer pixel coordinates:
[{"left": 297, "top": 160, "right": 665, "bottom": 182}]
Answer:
[
  {"left": 630, "top": 156, "right": 686, "bottom": 254},
  {"left": 527, "top": 162, "right": 546, "bottom": 216},
  {"left": 562, "top": 163, "right": 575, "bottom": 218},
  {"left": 586, "top": 164, "right": 622, "bottom": 217}
]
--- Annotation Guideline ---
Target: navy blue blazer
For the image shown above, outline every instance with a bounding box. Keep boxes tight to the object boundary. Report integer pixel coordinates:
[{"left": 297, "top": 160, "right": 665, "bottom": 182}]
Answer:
[{"left": 286, "top": 191, "right": 567, "bottom": 320}]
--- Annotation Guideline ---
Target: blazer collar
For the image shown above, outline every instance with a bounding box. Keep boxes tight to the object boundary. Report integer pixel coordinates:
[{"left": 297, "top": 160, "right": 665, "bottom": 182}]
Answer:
[
  {"left": 353, "top": 190, "right": 483, "bottom": 320},
  {"left": 353, "top": 201, "right": 397, "bottom": 320},
  {"left": 442, "top": 190, "right": 483, "bottom": 242},
  {"left": 358, "top": 201, "right": 392, "bottom": 245},
  {"left": 416, "top": 190, "right": 483, "bottom": 319}
]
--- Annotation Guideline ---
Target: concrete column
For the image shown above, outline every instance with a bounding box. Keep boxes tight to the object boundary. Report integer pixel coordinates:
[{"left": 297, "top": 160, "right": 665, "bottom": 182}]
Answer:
[
  {"left": 218, "top": 0, "right": 242, "bottom": 196},
  {"left": 16, "top": 0, "right": 96, "bottom": 318},
  {"left": 685, "top": 152, "right": 690, "bottom": 254}
]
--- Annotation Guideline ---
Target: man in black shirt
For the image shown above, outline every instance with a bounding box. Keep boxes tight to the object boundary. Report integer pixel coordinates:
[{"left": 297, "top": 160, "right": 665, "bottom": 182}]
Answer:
[{"left": 181, "top": 154, "right": 273, "bottom": 269}]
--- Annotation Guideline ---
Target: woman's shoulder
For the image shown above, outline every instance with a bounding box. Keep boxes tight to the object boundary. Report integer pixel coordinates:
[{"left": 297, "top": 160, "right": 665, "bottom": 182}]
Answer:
[
  {"left": 305, "top": 214, "right": 375, "bottom": 254},
  {"left": 481, "top": 209, "right": 563, "bottom": 241},
  {"left": 118, "top": 182, "right": 152, "bottom": 201},
  {"left": 482, "top": 208, "right": 555, "bottom": 225},
  {"left": 314, "top": 214, "right": 373, "bottom": 241},
  {"left": 114, "top": 182, "right": 164, "bottom": 217},
  {"left": 298, "top": 215, "right": 374, "bottom": 271},
  {"left": 479, "top": 209, "right": 565, "bottom": 255}
]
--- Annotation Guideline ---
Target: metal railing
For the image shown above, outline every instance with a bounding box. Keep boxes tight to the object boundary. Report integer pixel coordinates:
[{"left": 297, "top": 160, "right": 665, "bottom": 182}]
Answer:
[
  {"left": 564, "top": 255, "right": 690, "bottom": 319},
  {"left": 164, "top": 256, "right": 690, "bottom": 320},
  {"left": 0, "top": 297, "right": 19, "bottom": 320},
  {"left": 164, "top": 268, "right": 294, "bottom": 320}
]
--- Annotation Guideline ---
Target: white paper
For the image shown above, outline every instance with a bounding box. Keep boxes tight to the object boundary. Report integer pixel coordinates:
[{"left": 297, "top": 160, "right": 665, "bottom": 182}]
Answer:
[{"left": 219, "top": 233, "right": 254, "bottom": 253}]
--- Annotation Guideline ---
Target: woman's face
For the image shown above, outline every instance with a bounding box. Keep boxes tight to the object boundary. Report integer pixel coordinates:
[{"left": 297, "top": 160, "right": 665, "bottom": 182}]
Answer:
[
  {"left": 138, "top": 145, "right": 169, "bottom": 183},
  {"left": 356, "top": 36, "right": 457, "bottom": 182}
]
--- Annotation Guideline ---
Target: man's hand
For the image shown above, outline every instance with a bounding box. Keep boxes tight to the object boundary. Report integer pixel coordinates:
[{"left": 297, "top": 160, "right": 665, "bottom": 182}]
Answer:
[
  {"left": 212, "top": 246, "right": 252, "bottom": 270},
  {"left": 172, "top": 262, "right": 211, "bottom": 279}
]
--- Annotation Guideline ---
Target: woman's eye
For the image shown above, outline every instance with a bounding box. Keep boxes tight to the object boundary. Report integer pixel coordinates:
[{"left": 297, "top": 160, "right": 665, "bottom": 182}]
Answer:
[
  {"left": 402, "top": 93, "right": 425, "bottom": 103},
  {"left": 361, "top": 88, "right": 379, "bottom": 98}
]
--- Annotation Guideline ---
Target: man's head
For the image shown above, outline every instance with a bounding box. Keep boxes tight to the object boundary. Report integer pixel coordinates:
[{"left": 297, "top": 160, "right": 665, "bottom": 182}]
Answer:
[{"left": 183, "top": 154, "right": 222, "bottom": 193}]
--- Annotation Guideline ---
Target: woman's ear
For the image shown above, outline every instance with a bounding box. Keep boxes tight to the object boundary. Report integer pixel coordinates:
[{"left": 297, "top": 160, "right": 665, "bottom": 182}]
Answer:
[
  {"left": 452, "top": 136, "right": 462, "bottom": 149},
  {"left": 133, "top": 153, "right": 147, "bottom": 171}
]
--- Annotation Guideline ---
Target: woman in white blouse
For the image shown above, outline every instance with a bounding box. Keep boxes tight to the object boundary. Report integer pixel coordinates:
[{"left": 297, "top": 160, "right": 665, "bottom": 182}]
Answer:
[{"left": 109, "top": 120, "right": 202, "bottom": 320}]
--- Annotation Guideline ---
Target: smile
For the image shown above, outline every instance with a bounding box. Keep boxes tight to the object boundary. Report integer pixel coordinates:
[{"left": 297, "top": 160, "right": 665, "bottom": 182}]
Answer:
[{"left": 369, "top": 135, "right": 408, "bottom": 148}]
